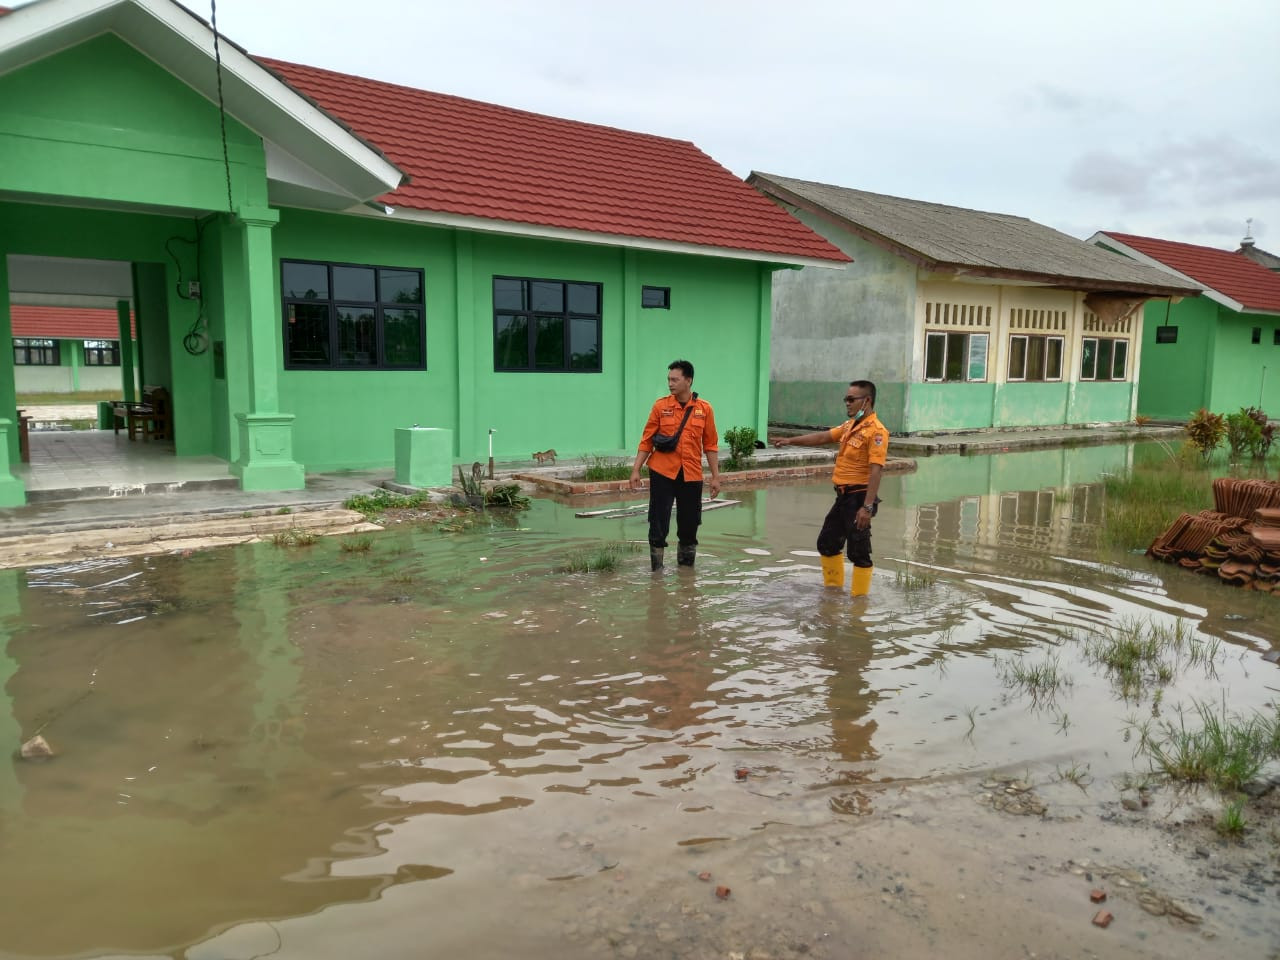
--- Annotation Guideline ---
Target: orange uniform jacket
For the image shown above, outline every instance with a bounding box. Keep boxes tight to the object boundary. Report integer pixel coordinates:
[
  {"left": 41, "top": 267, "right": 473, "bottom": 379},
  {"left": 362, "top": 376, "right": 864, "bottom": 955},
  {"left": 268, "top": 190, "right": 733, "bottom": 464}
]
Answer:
[
  {"left": 638, "top": 394, "right": 718, "bottom": 481},
  {"left": 827, "top": 411, "right": 889, "bottom": 486}
]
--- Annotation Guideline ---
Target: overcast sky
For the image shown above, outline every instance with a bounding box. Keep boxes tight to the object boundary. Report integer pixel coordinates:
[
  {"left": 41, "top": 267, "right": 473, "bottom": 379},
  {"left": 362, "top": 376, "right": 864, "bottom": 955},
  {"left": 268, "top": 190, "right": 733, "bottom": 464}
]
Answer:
[{"left": 42, "top": 0, "right": 1280, "bottom": 249}]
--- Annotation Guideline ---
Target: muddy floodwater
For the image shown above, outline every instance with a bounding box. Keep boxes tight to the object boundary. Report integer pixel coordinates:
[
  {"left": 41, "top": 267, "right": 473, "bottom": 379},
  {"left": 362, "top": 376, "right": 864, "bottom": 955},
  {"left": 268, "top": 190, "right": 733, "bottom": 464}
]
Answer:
[{"left": 2, "top": 443, "right": 1278, "bottom": 960}]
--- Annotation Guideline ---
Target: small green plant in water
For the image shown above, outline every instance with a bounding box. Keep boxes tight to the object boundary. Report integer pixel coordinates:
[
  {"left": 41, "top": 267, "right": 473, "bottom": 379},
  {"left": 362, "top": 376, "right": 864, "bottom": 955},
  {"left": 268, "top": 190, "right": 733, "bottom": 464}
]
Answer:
[
  {"left": 894, "top": 563, "right": 938, "bottom": 590},
  {"left": 1056, "top": 760, "right": 1092, "bottom": 789},
  {"left": 340, "top": 537, "right": 374, "bottom": 553},
  {"left": 996, "top": 653, "right": 1072, "bottom": 705},
  {"left": 1139, "top": 699, "right": 1280, "bottom": 793},
  {"left": 271, "top": 528, "right": 319, "bottom": 547},
  {"left": 277, "top": 506, "right": 293, "bottom": 515},
  {"left": 723, "top": 426, "right": 758, "bottom": 471},
  {"left": 1097, "top": 457, "right": 1213, "bottom": 551},
  {"left": 344, "top": 488, "right": 435, "bottom": 521},
  {"left": 485, "top": 484, "right": 531, "bottom": 509},
  {"left": 560, "top": 540, "right": 641, "bottom": 573}
]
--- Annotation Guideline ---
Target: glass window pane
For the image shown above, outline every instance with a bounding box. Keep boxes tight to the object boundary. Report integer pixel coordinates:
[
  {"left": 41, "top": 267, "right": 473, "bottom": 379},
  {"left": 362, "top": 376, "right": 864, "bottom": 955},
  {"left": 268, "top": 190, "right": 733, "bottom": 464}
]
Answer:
[
  {"left": 286, "top": 302, "right": 331, "bottom": 365},
  {"left": 1113, "top": 340, "right": 1128, "bottom": 379},
  {"left": 1080, "top": 338, "right": 1097, "bottom": 379},
  {"left": 569, "top": 316, "right": 600, "bottom": 370},
  {"left": 1008, "top": 337, "right": 1027, "bottom": 379},
  {"left": 336, "top": 306, "right": 377, "bottom": 366},
  {"left": 944, "top": 333, "right": 965, "bottom": 381},
  {"left": 379, "top": 269, "right": 421, "bottom": 305},
  {"left": 534, "top": 315, "right": 565, "bottom": 369},
  {"left": 1027, "top": 337, "right": 1046, "bottom": 380},
  {"left": 530, "top": 281, "right": 563, "bottom": 313},
  {"left": 640, "top": 286, "right": 667, "bottom": 309},
  {"left": 283, "top": 262, "right": 328, "bottom": 300},
  {"left": 925, "top": 333, "right": 945, "bottom": 380},
  {"left": 383, "top": 307, "right": 423, "bottom": 367},
  {"left": 569, "top": 283, "right": 599, "bottom": 314},
  {"left": 1046, "top": 338, "right": 1063, "bottom": 380},
  {"left": 1097, "top": 340, "right": 1114, "bottom": 381},
  {"left": 495, "top": 315, "right": 529, "bottom": 368},
  {"left": 968, "top": 333, "right": 988, "bottom": 381},
  {"left": 493, "top": 278, "right": 525, "bottom": 312},
  {"left": 333, "top": 266, "right": 376, "bottom": 302}
]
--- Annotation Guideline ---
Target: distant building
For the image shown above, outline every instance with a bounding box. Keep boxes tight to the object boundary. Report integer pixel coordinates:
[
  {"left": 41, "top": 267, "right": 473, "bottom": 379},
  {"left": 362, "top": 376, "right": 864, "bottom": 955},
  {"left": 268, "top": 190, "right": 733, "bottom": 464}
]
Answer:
[
  {"left": 748, "top": 173, "right": 1198, "bottom": 434},
  {"left": 1090, "top": 232, "right": 1280, "bottom": 420}
]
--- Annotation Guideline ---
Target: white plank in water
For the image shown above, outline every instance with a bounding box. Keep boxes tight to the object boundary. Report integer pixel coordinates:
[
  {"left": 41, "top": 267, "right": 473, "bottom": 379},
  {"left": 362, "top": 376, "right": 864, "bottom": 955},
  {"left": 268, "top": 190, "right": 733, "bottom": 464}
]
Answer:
[{"left": 576, "top": 498, "right": 740, "bottom": 519}]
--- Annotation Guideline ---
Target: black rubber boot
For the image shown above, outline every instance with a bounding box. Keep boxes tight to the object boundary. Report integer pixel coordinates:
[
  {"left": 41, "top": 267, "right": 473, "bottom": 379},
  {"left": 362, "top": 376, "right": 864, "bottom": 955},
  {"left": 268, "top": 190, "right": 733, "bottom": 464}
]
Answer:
[
  {"left": 677, "top": 545, "right": 696, "bottom": 567},
  {"left": 650, "top": 548, "right": 664, "bottom": 571}
]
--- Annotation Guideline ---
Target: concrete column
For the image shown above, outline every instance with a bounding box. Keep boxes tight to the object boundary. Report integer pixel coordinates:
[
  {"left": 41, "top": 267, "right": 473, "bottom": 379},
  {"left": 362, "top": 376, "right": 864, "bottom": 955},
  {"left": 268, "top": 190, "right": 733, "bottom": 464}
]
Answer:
[
  {"left": 454, "top": 231, "right": 474, "bottom": 461},
  {"left": 229, "top": 206, "right": 304, "bottom": 491},
  {"left": 755, "top": 263, "right": 772, "bottom": 438},
  {"left": 0, "top": 254, "right": 25, "bottom": 506},
  {"left": 622, "top": 248, "right": 640, "bottom": 445},
  {"left": 0, "top": 571, "right": 24, "bottom": 811},
  {"left": 116, "top": 298, "right": 136, "bottom": 402}
]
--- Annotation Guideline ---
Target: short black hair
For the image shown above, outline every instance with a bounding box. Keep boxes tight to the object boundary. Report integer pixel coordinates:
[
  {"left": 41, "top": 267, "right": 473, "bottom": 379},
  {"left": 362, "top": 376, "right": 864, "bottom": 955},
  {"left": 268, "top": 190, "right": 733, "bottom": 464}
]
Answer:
[
  {"left": 849, "top": 379, "right": 876, "bottom": 405},
  {"left": 669, "top": 359, "right": 694, "bottom": 379}
]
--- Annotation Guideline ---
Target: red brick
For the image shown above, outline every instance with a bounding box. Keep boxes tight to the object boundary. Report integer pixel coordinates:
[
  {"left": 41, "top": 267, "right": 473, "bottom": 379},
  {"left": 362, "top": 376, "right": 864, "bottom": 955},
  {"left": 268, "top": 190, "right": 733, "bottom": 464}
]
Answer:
[{"left": 1091, "top": 910, "right": 1113, "bottom": 928}]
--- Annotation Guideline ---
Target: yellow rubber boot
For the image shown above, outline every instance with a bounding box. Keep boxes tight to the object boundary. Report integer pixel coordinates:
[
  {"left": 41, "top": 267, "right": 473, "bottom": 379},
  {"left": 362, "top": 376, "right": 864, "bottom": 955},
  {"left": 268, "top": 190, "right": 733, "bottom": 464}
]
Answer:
[
  {"left": 850, "top": 565, "right": 873, "bottom": 597},
  {"left": 820, "top": 554, "right": 844, "bottom": 588}
]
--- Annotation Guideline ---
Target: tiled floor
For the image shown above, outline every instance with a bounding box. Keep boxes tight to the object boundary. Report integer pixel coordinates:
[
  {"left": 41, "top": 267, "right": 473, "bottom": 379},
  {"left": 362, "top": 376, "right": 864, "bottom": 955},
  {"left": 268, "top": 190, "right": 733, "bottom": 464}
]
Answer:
[{"left": 15, "top": 429, "right": 234, "bottom": 494}]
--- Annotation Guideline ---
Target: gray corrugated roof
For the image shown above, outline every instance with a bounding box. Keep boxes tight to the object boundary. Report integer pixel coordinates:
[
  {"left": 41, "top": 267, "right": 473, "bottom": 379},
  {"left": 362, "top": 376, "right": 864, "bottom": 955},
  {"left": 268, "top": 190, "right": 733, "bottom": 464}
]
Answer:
[{"left": 750, "top": 172, "right": 1201, "bottom": 295}]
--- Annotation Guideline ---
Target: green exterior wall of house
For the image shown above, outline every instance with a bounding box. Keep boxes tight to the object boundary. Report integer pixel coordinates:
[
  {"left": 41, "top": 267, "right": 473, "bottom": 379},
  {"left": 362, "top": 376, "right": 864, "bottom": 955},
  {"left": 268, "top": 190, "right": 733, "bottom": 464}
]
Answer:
[{"left": 1137, "top": 295, "right": 1280, "bottom": 421}]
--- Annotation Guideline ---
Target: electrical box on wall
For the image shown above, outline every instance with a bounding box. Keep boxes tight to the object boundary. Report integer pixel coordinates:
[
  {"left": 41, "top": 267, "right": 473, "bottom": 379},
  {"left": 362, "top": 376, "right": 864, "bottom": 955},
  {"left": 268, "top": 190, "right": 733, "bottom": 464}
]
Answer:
[{"left": 187, "top": 281, "right": 201, "bottom": 299}]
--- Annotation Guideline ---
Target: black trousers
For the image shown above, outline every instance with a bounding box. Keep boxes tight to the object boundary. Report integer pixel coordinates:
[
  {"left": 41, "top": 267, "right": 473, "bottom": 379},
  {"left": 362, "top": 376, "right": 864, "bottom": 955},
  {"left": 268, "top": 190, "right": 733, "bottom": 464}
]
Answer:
[
  {"left": 817, "top": 487, "right": 872, "bottom": 567},
  {"left": 648, "top": 469, "right": 703, "bottom": 549}
]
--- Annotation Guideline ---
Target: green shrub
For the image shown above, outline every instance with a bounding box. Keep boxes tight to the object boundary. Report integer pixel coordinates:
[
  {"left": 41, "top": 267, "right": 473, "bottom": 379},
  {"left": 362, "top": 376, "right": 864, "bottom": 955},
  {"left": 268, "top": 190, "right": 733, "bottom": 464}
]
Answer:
[
  {"left": 1225, "top": 408, "right": 1263, "bottom": 463},
  {"left": 582, "top": 455, "right": 633, "bottom": 482},
  {"left": 1185, "top": 408, "right": 1225, "bottom": 461},
  {"left": 723, "top": 426, "right": 758, "bottom": 471}
]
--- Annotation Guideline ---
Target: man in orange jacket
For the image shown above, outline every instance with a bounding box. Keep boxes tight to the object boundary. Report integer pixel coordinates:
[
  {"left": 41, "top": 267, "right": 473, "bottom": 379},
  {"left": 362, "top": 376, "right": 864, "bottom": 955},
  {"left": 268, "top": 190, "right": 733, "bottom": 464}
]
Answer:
[
  {"left": 773, "top": 380, "right": 888, "bottom": 596},
  {"left": 630, "top": 359, "right": 721, "bottom": 570}
]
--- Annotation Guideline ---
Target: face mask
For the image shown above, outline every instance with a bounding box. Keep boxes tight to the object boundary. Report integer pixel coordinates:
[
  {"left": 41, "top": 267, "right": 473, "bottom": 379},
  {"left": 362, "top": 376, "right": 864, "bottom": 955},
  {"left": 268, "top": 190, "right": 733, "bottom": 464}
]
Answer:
[{"left": 854, "top": 408, "right": 866, "bottom": 420}]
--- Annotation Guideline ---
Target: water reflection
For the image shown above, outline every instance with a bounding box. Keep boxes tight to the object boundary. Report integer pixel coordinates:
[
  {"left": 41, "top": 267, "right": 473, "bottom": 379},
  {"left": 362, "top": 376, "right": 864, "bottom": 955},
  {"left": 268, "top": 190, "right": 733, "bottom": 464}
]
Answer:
[{"left": 1, "top": 442, "right": 1276, "bottom": 958}]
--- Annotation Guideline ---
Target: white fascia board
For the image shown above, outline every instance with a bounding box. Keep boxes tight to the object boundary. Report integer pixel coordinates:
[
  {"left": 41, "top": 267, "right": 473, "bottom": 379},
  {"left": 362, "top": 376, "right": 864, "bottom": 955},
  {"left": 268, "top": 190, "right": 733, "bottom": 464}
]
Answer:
[
  {"left": 1087, "top": 232, "right": 1243, "bottom": 313},
  {"left": 0, "top": 0, "right": 404, "bottom": 201},
  {"left": 338, "top": 204, "right": 846, "bottom": 269}
]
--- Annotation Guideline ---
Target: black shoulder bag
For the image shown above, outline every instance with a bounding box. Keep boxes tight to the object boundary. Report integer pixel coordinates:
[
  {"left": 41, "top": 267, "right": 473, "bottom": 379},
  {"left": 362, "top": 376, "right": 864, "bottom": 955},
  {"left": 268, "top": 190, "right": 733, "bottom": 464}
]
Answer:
[{"left": 651, "top": 395, "right": 698, "bottom": 453}]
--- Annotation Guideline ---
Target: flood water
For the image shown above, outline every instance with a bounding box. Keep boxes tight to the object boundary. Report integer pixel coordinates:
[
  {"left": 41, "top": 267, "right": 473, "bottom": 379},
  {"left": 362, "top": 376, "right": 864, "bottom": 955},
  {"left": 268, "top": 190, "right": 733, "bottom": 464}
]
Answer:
[{"left": 1, "top": 442, "right": 1278, "bottom": 959}]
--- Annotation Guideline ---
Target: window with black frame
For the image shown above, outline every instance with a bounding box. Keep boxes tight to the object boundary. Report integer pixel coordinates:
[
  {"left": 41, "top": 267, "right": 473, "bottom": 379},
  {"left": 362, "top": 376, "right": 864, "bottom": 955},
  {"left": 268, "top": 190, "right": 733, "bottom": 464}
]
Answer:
[
  {"left": 83, "top": 340, "right": 121, "bottom": 366},
  {"left": 1080, "top": 337, "right": 1129, "bottom": 381},
  {"left": 493, "top": 276, "right": 601, "bottom": 372},
  {"left": 281, "top": 260, "right": 425, "bottom": 370},
  {"left": 13, "top": 338, "right": 59, "bottom": 366}
]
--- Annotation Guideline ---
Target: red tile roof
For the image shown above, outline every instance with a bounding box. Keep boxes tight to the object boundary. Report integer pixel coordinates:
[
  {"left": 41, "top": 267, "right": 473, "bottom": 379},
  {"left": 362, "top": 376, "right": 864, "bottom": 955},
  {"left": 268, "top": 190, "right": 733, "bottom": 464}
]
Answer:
[
  {"left": 1101, "top": 232, "right": 1280, "bottom": 313},
  {"left": 259, "top": 59, "right": 848, "bottom": 264},
  {"left": 10, "top": 305, "right": 136, "bottom": 339}
]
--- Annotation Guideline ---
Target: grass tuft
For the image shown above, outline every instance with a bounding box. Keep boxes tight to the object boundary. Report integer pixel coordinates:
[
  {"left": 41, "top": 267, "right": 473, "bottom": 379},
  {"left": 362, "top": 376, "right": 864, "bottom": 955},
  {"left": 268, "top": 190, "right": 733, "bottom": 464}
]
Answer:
[
  {"left": 1216, "top": 796, "right": 1247, "bottom": 837},
  {"left": 560, "top": 541, "right": 642, "bottom": 573},
  {"left": 1097, "top": 456, "right": 1213, "bottom": 551},
  {"left": 271, "top": 528, "right": 319, "bottom": 548},
  {"left": 1138, "top": 699, "right": 1280, "bottom": 793},
  {"left": 996, "top": 653, "right": 1072, "bottom": 705},
  {"left": 340, "top": 537, "right": 374, "bottom": 553}
]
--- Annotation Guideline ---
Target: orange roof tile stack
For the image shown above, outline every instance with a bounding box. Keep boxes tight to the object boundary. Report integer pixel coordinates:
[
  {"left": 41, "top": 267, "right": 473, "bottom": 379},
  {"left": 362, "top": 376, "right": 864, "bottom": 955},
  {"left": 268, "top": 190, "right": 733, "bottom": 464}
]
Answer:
[{"left": 1147, "top": 480, "right": 1280, "bottom": 592}]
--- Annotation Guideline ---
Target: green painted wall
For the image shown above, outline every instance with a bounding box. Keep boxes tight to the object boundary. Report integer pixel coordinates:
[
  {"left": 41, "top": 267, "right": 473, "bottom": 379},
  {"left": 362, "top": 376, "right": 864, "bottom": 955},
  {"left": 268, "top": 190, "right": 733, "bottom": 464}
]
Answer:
[
  {"left": 1208, "top": 308, "right": 1280, "bottom": 415},
  {"left": 1067, "top": 381, "right": 1133, "bottom": 423},
  {"left": 1137, "top": 295, "right": 1215, "bottom": 419},
  {"left": 905, "top": 382, "right": 994, "bottom": 431},
  {"left": 272, "top": 212, "right": 772, "bottom": 469},
  {"left": 0, "top": 34, "right": 266, "bottom": 211},
  {"left": 993, "top": 382, "right": 1069, "bottom": 427}
]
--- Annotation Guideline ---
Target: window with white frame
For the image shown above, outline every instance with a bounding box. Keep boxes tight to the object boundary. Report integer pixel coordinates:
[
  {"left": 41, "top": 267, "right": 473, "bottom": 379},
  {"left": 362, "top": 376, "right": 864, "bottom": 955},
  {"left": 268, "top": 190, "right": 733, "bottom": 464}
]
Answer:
[
  {"left": 1080, "top": 337, "right": 1128, "bottom": 381},
  {"left": 925, "top": 331, "right": 988, "bottom": 381},
  {"left": 1007, "top": 335, "right": 1063, "bottom": 382}
]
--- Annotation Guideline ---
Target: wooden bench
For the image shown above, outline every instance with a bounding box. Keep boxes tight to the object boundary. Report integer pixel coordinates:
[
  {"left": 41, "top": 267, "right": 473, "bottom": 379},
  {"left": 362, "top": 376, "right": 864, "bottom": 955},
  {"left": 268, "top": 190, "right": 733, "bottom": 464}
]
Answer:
[{"left": 112, "top": 386, "right": 172, "bottom": 441}]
